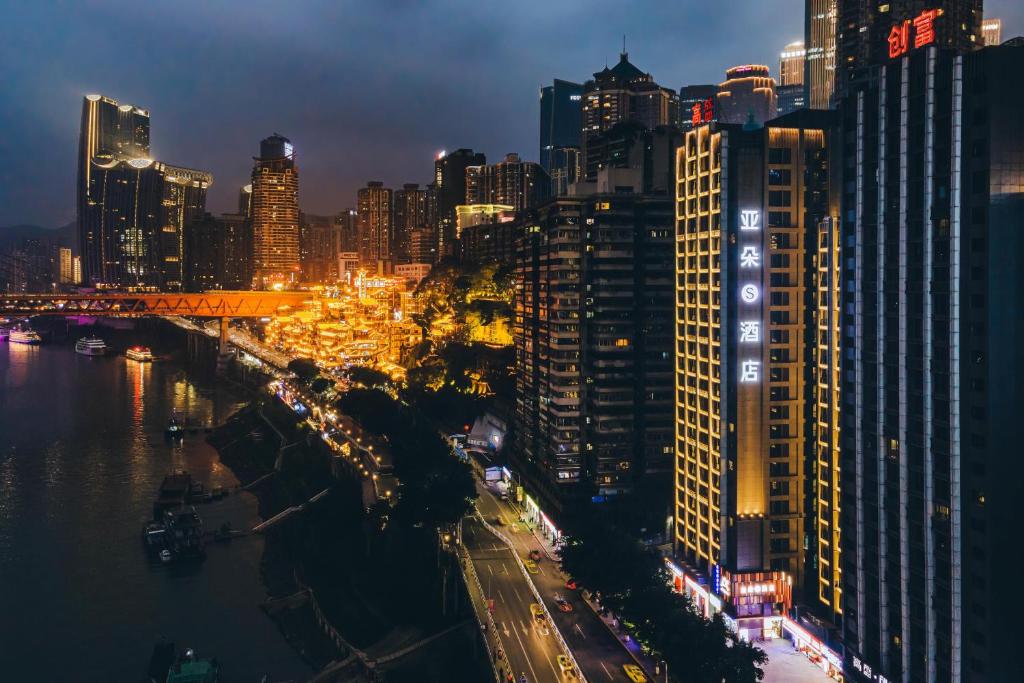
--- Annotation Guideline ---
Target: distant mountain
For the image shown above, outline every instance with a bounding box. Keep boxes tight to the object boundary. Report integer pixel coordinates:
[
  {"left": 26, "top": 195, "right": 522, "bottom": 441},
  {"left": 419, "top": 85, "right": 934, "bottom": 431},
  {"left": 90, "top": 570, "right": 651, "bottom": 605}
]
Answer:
[{"left": 0, "top": 221, "right": 76, "bottom": 252}]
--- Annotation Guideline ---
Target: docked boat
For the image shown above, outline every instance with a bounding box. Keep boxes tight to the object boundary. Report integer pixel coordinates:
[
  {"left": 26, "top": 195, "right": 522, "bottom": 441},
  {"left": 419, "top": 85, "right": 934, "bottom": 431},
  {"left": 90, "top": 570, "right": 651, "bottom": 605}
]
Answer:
[
  {"left": 75, "top": 336, "right": 107, "bottom": 356},
  {"left": 8, "top": 329, "right": 42, "bottom": 345},
  {"left": 165, "top": 415, "right": 185, "bottom": 441},
  {"left": 127, "top": 345, "right": 154, "bottom": 362},
  {"left": 166, "top": 648, "right": 220, "bottom": 683}
]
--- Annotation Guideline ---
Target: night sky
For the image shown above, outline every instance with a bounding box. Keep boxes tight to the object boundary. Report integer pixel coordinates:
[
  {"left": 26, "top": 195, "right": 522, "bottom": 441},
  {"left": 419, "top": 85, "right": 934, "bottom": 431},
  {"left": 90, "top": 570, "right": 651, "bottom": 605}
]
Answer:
[{"left": 1, "top": 0, "right": 1020, "bottom": 228}]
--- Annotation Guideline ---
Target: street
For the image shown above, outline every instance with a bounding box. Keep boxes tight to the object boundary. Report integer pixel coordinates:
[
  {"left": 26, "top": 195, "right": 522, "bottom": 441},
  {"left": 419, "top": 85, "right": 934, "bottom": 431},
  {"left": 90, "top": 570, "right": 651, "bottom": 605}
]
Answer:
[{"left": 469, "top": 480, "right": 648, "bottom": 683}]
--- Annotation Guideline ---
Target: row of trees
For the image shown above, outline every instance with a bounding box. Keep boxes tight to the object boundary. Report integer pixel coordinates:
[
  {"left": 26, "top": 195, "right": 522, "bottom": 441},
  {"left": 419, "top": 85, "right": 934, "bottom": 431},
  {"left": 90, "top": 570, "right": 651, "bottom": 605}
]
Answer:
[{"left": 559, "top": 509, "right": 768, "bottom": 683}]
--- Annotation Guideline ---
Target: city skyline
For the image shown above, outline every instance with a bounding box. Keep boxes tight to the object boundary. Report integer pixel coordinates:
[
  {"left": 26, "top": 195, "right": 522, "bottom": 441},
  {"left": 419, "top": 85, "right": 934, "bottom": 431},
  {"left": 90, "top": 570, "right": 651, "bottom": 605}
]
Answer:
[{"left": 4, "top": 0, "right": 1014, "bottom": 229}]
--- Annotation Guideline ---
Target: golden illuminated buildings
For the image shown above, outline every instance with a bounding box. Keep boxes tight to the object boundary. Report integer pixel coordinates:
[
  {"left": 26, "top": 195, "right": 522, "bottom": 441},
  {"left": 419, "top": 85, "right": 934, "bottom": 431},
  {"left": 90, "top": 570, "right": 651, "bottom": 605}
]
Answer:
[
  {"left": 357, "top": 181, "right": 394, "bottom": 268},
  {"left": 778, "top": 41, "right": 807, "bottom": 115},
  {"left": 716, "top": 65, "right": 777, "bottom": 126},
  {"left": 581, "top": 51, "right": 679, "bottom": 181},
  {"left": 674, "top": 111, "right": 838, "bottom": 636},
  {"left": 251, "top": 134, "right": 300, "bottom": 288},
  {"left": 982, "top": 17, "right": 1001, "bottom": 45},
  {"left": 58, "top": 247, "right": 74, "bottom": 284},
  {"left": 805, "top": 0, "right": 837, "bottom": 109}
]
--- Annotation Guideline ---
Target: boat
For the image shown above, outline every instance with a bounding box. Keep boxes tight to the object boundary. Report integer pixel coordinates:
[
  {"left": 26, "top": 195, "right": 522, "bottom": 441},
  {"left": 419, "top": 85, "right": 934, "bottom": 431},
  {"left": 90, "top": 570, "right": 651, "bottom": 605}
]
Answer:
[
  {"left": 165, "top": 415, "right": 185, "bottom": 441},
  {"left": 75, "top": 336, "right": 107, "bottom": 356},
  {"left": 8, "top": 329, "right": 42, "bottom": 345},
  {"left": 127, "top": 345, "right": 154, "bottom": 362},
  {"left": 142, "top": 521, "right": 167, "bottom": 549},
  {"left": 166, "top": 648, "right": 220, "bottom": 683},
  {"left": 159, "top": 549, "right": 173, "bottom": 564}
]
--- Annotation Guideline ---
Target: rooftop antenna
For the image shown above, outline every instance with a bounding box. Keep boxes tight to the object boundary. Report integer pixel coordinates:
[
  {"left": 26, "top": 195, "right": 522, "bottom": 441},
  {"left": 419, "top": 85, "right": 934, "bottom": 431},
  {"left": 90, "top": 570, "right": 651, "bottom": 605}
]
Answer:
[{"left": 622, "top": 34, "right": 627, "bottom": 57}]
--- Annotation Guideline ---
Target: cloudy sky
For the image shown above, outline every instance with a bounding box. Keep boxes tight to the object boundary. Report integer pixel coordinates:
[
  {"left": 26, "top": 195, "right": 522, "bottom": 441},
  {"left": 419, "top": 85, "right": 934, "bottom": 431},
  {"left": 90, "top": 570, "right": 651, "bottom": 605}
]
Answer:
[{"left": 1, "top": 0, "right": 1020, "bottom": 227}]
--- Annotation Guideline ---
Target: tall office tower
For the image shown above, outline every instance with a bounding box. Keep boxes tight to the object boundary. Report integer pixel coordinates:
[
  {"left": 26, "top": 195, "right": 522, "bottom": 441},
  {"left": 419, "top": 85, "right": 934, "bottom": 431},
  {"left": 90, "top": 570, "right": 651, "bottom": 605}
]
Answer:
[
  {"left": 336, "top": 208, "right": 360, "bottom": 253},
  {"left": 238, "top": 184, "right": 253, "bottom": 217},
  {"left": 673, "top": 112, "right": 837, "bottom": 640},
  {"left": 539, "top": 79, "right": 584, "bottom": 171},
  {"left": 806, "top": 0, "right": 838, "bottom": 109},
  {"left": 780, "top": 41, "right": 807, "bottom": 86},
  {"left": 356, "top": 181, "right": 394, "bottom": 266},
  {"left": 836, "top": 40, "right": 1024, "bottom": 683},
  {"left": 981, "top": 17, "right": 1001, "bottom": 45},
  {"left": 465, "top": 153, "right": 550, "bottom": 211},
  {"left": 581, "top": 52, "right": 680, "bottom": 181},
  {"left": 434, "top": 149, "right": 485, "bottom": 258},
  {"left": 680, "top": 84, "right": 719, "bottom": 132},
  {"left": 77, "top": 94, "right": 151, "bottom": 286},
  {"left": 514, "top": 162, "right": 675, "bottom": 515},
  {"left": 185, "top": 212, "right": 253, "bottom": 291},
  {"left": 59, "top": 247, "right": 74, "bottom": 284},
  {"left": 393, "top": 183, "right": 429, "bottom": 263},
  {"left": 81, "top": 158, "right": 210, "bottom": 290},
  {"left": 299, "top": 213, "right": 337, "bottom": 283},
  {"left": 836, "top": 0, "right": 982, "bottom": 96},
  {"left": 251, "top": 134, "right": 299, "bottom": 288},
  {"left": 407, "top": 225, "right": 437, "bottom": 265},
  {"left": 717, "top": 65, "right": 778, "bottom": 125}
]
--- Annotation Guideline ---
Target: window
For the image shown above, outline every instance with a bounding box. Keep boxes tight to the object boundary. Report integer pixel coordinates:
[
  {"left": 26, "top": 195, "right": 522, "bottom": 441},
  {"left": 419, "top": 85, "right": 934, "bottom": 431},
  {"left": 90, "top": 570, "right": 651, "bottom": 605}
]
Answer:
[
  {"left": 768, "top": 191, "right": 792, "bottom": 208},
  {"left": 768, "top": 168, "right": 792, "bottom": 186},
  {"left": 768, "top": 148, "right": 792, "bottom": 164}
]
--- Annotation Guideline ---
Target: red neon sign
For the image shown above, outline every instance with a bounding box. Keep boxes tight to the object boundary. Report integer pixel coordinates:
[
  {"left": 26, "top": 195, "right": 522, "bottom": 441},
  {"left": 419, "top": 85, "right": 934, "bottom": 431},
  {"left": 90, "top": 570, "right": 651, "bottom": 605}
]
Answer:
[
  {"left": 691, "top": 97, "right": 714, "bottom": 126},
  {"left": 889, "top": 8, "right": 940, "bottom": 59}
]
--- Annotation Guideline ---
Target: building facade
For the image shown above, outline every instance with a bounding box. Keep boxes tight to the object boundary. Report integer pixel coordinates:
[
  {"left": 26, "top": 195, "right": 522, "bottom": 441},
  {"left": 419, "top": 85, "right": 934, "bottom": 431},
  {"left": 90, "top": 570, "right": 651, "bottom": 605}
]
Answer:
[
  {"left": 540, "top": 79, "right": 584, "bottom": 174},
  {"left": 581, "top": 52, "right": 679, "bottom": 181},
  {"left": 300, "top": 212, "right": 338, "bottom": 283},
  {"left": 251, "top": 134, "right": 299, "bottom": 288},
  {"left": 434, "top": 149, "right": 485, "bottom": 259},
  {"left": 674, "top": 114, "right": 837, "bottom": 639},
  {"left": 394, "top": 183, "right": 429, "bottom": 264},
  {"left": 781, "top": 40, "right": 808, "bottom": 86},
  {"left": 466, "top": 153, "right": 549, "bottom": 211},
  {"left": 185, "top": 212, "right": 253, "bottom": 291},
  {"left": 981, "top": 16, "right": 1000, "bottom": 45},
  {"left": 681, "top": 84, "right": 720, "bottom": 132},
  {"left": 357, "top": 181, "right": 394, "bottom": 267},
  {"left": 806, "top": 0, "right": 838, "bottom": 109},
  {"left": 717, "top": 65, "right": 778, "bottom": 125}
]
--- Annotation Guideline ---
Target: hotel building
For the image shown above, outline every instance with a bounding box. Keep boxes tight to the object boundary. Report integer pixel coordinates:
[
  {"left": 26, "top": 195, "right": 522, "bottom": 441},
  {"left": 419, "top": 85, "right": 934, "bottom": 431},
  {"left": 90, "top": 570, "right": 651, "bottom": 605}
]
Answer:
[{"left": 251, "top": 134, "right": 300, "bottom": 287}]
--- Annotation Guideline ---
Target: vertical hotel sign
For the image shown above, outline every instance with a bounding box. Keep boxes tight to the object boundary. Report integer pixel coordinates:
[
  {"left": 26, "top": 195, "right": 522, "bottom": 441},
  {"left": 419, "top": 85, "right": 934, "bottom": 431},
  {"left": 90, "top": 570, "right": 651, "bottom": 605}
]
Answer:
[{"left": 738, "top": 209, "right": 762, "bottom": 383}]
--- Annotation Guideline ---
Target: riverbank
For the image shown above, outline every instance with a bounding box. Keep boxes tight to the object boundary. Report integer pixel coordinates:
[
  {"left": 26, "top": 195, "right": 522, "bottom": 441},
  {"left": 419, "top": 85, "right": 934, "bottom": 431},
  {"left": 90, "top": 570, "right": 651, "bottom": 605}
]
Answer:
[{"left": 208, "top": 395, "right": 491, "bottom": 681}]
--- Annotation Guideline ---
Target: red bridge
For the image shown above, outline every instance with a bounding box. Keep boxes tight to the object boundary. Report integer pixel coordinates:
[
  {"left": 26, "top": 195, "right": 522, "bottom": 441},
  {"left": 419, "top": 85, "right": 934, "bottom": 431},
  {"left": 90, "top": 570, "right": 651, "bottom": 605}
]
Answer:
[{"left": 0, "top": 291, "right": 311, "bottom": 318}]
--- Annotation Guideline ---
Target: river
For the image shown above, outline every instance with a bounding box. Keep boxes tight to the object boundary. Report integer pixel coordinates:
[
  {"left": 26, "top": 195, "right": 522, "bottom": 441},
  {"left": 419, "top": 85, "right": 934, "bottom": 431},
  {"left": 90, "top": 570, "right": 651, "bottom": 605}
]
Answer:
[{"left": 0, "top": 336, "right": 311, "bottom": 682}]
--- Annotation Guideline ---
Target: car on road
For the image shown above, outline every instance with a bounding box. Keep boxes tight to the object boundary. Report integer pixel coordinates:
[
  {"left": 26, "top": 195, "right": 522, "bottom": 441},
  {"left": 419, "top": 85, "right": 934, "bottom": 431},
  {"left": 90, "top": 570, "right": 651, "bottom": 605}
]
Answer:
[
  {"left": 557, "top": 654, "right": 576, "bottom": 677},
  {"left": 623, "top": 664, "right": 649, "bottom": 682},
  {"left": 564, "top": 579, "right": 577, "bottom": 590},
  {"left": 529, "top": 603, "right": 545, "bottom": 620},
  {"left": 524, "top": 560, "right": 539, "bottom": 574},
  {"left": 554, "top": 596, "right": 573, "bottom": 612}
]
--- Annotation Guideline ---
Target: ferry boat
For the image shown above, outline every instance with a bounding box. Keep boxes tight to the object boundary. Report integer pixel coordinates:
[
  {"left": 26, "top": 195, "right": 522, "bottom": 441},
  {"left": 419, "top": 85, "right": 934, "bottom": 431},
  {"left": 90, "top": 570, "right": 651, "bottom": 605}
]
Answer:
[
  {"left": 8, "top": 329, "right": 42, "bottom": 344},
  {"left": 75, "top": 336, "right": 107, "bottom": 356},
  {"left": 126, "top": 345, "right": 154, "bottom": 362}
]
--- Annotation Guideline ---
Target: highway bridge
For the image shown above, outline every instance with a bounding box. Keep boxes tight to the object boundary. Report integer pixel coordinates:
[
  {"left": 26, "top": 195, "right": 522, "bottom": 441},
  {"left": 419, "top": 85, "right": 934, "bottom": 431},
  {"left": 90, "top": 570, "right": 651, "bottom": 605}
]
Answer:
[{"left": 0, "top": 291, "right": 311, "bottom": 318}]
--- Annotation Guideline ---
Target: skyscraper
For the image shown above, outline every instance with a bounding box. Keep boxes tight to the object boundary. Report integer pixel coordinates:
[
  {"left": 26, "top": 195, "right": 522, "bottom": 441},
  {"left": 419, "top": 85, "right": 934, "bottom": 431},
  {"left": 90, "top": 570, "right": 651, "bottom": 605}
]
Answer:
[
  {"left": 780, "top": 40, "right": 807, "bottom": 85},
  {"left": 673, "top": 112, "right": 837, "bottom": 641},
  {"left": 981, "top": 17, "right": 1001, "bottom": 45},
  {"left": 393, "top": 183, "right": 429, "bottom": 263},
  {"left": 539, "top": 79, "right": 583, "bottom": 172},
  {"left": 836, "top": 40, "right": 1024, "bottom": 683},
  {"left": 465, "top": 153, "right": 549, "bottom": 211},
  {"left": 805, "top": 0, "right": 838, "bottom": 109},
  {"left": 835, "top": 0, "right": 982, "bottom": 96},
  {"left": 357, "top": 181, "right": 393, "bottom": 267},
  {"left": 251, "top": 134, "right": 299, "bottom": 288},
  {"left": 185, "top": 212, "right": 253, "bottom": 291},
  {"left": 716, "top": 65, "right": 778, "bottom": 125},
  {"left": 299, "top": 212, "right": 337, "bottom": 283},
  {"left": 581, "top": 52, "right": 679, "bottom": 180},
  {"left": 77, "top": 94, "right": 151, "bottom": 286},
  {"left": 434, "top": 149, "right": 485, "bottom": 258}
]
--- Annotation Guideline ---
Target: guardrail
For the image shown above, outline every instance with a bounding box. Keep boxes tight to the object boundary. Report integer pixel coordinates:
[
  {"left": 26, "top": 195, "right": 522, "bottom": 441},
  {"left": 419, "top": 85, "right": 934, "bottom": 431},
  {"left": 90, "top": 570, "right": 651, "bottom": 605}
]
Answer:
[
  {"left": 475, "top": 511, "right": 588, "bottom": 683},
  {"left": 457, "top": 543, "right": 513, "bottom": 682}
]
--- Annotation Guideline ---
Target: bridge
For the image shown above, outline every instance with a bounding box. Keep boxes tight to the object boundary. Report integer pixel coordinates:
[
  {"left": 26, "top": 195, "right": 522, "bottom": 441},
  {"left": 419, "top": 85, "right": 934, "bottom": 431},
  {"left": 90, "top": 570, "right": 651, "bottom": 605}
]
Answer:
[{"left": 0, "top": 291, "right": 311, "bottom": 318}]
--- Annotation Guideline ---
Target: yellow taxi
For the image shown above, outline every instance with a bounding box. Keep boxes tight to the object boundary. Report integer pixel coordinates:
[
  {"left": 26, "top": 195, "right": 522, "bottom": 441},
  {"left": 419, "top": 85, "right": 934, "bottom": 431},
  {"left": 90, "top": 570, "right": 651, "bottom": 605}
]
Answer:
[
  {"left": 529, "top": 603, "right": 545, "bottom": 620},
  {"left": 557, "top": 654, "right": 575, "bottom": 677},
  {"left": 524, "top": 559, "right": 539, "bottom": 574},
  {"left": 623, "top": 663, "right": 648, "bottom": 683}
]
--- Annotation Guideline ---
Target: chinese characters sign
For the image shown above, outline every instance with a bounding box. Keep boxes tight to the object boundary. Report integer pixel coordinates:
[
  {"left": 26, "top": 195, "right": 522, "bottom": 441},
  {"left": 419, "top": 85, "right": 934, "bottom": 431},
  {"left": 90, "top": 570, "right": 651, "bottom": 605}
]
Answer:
[
  {"left": 739, "top": 209, "right": 761, "bottom": 383},
  {"left": 888, "top": 8, "right": 940, "bottom": 59},
  {"left": 690, "top": 97, "right": 714, "bottom": 127}
]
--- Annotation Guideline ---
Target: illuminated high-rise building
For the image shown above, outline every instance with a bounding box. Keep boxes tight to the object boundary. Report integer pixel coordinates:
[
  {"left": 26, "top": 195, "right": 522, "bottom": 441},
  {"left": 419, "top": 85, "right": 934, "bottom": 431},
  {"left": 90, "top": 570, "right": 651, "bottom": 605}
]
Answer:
[
  {"left": 238, "top": 184, "right": 253, "bottom": 218},
  {"left": 805, "top": 0, "right": 838, "bottom": 109},
  {"left": 434, "top": 149, "right": 485, "bottom": 258},
  {"left": 393, "top": 183, "right": 429, "bottom": 263},
  {"left": 465, "top": 153, "right": 549, "bottom": 211},
  {"left": 251, "top": 134, "right": 299, "bottom": 288},
  {"left": 581, "top": 51, "right": 679, "bottom": 180},
  {"left": 673, "top": 111, "right": 837, "bottom": 639},
  {"left": 836, "top": 41, "right": 1024, "bottom": 683},
  {"left": 357, "top": 181, "right": 393, "bottom": 266},
  {"left": 77, "top": 94, "right": 151, "bottom": 286},
  {"left": 981, "top": 17, "right": 1001, "bottom": 45},
  {"left": 716, "top": 65, "right": 778, "bottom": 125},
  {"left": 780, "top": 40, "right": 807, "bottom": 85},
  {"left": 58, "top": 247, "right": 74, "bottom": 284}
]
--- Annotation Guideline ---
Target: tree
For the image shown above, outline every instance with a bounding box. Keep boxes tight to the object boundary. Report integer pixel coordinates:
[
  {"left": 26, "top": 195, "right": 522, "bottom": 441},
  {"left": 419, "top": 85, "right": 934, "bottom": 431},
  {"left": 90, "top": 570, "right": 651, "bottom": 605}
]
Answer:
[{"left": 287, "top": 357, "right": 319, "bottom": 382}]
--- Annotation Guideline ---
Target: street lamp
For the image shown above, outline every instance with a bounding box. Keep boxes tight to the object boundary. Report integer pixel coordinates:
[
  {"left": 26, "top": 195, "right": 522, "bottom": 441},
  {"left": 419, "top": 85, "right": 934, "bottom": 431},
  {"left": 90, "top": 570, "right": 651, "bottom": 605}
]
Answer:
[{"left": 655, "top": 659, "right": 669, "bottom": 683}]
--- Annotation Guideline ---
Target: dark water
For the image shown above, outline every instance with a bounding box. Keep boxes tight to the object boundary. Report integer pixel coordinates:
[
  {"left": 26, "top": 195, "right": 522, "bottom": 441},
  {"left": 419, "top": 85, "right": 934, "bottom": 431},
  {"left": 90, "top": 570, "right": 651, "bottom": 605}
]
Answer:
[{"left": 0, "top": 340, "right": 311, "bottom": 682}]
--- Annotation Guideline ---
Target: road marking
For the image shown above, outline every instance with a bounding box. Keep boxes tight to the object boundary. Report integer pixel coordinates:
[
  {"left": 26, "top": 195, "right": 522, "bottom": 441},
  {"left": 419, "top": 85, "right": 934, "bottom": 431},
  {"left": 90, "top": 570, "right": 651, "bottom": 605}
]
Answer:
[
  {"left": 520, "top": 620, "right": 529, "bottom": 636},
  {"left": 512, "top": 586, "right": 523, "bottom": 602},
  {"left": 502, "top": 621, "right": 510, "bottom": 637},
  {"left": 487, "top": 564, "right": 493, "bottom": 576},
  {"left": 601, "top": 661, "right": 614, "bottom": 680},
  {"left": 575, "top": 623, "right": 586, "bottom": 639},
  {"left": 512, "top": 624, "right": 541, "bottom": 683},
  {"left": 503, "top": 563, "right": 510, "bottom": 575},
  {"left": 544, "top": 650, "right": 563, "bottom": 681},
  {"left": 497, "top": 589, "right": 506, "bottom": 604}
]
